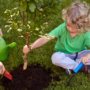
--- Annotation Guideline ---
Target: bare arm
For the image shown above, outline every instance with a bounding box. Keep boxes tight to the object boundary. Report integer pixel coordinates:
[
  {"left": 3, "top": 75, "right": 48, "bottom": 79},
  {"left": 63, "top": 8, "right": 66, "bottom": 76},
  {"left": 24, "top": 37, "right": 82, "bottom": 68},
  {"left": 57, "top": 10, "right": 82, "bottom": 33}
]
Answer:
[
  {"left": 23, "top": 37, "right": 51, "bottom": 53},
  {"left": 31, "top": 37, "right": 51, "bottom": 50}
]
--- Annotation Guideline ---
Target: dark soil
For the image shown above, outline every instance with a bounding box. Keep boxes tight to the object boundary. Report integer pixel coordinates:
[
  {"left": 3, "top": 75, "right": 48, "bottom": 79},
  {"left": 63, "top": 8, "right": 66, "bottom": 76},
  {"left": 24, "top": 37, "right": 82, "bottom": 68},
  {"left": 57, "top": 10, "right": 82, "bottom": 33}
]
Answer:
[{"left": 1, "top": 64, "right": 60, "bottom": 90}]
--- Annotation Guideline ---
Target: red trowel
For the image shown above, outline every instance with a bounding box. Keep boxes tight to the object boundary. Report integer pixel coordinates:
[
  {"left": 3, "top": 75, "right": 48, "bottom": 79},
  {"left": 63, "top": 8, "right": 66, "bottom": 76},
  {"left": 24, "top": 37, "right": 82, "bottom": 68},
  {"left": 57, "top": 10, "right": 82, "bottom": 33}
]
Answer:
[{"left": 4, "top": 70, "right": 12, "bottom": 80}]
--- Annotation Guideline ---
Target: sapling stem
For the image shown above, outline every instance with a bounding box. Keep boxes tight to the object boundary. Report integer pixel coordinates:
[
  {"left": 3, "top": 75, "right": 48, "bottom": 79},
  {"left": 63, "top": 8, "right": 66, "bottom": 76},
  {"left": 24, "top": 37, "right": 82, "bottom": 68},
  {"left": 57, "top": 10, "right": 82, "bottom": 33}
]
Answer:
[{"left": 23, "top": 33, "right": 31, "bottom": 70}]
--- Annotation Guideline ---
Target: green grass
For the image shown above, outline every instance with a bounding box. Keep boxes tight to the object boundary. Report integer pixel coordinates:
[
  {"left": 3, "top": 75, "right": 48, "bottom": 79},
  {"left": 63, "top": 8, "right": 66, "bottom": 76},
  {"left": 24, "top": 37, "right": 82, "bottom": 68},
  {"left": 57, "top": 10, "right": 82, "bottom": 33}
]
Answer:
[{"left": 1, "top": 0, "right": 90, "bottom": 90}]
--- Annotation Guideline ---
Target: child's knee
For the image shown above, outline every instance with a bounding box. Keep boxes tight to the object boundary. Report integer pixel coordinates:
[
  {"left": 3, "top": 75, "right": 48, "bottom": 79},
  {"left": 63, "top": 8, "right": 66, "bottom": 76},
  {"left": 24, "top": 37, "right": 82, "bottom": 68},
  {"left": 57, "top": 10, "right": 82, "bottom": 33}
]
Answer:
[{"left": 51, "top": 52, "right": 65, "bottom": 65}]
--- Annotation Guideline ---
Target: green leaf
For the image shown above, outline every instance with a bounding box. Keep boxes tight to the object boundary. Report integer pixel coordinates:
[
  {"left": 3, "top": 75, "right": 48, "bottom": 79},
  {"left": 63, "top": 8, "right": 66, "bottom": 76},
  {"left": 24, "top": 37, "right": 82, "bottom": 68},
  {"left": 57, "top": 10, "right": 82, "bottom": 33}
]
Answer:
[
  {"left": 34, "top": 0, "right": 38, "bottom": 3},
  {"left": 36, "top": 1, "right": 43, "bottom": 8},
  {"left": 27, "top": 0, "right": 30, "bottom": 1},
  {"left": 39, "top": 0, "right": 43, "bottom": 2},
  {"left": 29, "top": 3, "right": 36, "bottom": 12},
  {"left": 19, "top": 1, "right": 27, "bottom": 12},
  {"left": 19, "top": 6, "right": 26, "bottom": 12}
]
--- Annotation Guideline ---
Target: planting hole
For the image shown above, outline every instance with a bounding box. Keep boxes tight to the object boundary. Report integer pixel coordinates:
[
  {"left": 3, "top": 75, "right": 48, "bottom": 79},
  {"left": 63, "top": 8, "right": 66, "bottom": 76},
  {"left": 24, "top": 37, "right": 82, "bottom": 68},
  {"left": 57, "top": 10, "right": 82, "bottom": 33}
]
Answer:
[{"left": 1, "top": 64, "right": 60, "bottom": 90}]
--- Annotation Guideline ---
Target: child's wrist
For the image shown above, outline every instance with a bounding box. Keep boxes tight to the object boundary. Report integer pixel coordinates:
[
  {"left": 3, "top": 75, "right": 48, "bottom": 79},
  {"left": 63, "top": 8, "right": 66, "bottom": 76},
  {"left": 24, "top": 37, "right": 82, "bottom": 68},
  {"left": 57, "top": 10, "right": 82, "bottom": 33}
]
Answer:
[{"left": 30, "top": 45, "right": 33, "bottom": 50}]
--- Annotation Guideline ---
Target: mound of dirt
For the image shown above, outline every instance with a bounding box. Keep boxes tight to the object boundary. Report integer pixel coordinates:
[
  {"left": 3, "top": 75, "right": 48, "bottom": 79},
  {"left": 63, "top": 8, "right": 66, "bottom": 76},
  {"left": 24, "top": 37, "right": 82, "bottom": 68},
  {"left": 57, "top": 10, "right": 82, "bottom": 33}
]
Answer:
[{"left": 1, "top": 64, "right": 60, "bottom": 90}]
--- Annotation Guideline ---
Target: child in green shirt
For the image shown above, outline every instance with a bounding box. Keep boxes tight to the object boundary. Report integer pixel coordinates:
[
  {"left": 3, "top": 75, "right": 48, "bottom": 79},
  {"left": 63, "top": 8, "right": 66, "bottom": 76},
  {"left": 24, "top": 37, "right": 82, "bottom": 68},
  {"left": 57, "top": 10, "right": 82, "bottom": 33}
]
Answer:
[{"left": 23, "top": 2, "right": 90, "bottom": 75}]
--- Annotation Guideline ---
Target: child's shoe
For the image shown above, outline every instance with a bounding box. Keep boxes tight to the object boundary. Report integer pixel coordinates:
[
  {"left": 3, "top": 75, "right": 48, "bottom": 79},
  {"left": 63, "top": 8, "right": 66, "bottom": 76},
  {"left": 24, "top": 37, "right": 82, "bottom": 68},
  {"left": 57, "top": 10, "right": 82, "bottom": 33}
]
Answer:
[{"left": 65, "top": 69, "right": 72, "bottom": 75}]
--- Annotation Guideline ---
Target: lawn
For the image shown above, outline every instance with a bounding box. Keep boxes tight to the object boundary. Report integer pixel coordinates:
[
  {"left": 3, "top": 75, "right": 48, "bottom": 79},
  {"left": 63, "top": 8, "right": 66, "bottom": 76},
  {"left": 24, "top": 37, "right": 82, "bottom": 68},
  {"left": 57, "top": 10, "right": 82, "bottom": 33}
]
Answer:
[{"left": 0, "top": 0, "right": 90, "bottom": 90}]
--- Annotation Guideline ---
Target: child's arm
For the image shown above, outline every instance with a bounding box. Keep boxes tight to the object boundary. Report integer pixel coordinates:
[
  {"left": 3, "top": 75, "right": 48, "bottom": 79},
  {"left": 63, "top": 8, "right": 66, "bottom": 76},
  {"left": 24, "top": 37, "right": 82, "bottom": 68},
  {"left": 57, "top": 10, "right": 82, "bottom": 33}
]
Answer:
[
  {"left": 0, "top": 29, "right": 3, "bottom": 37},
  {"left": 23, "top": 37, "right": 51, "bottom": 54},
  {"left": 0, "top": 62, "right": 5, "bottom": 74},
  {"left": 78, "top": 52, "right": 90, "bottom": 65}
]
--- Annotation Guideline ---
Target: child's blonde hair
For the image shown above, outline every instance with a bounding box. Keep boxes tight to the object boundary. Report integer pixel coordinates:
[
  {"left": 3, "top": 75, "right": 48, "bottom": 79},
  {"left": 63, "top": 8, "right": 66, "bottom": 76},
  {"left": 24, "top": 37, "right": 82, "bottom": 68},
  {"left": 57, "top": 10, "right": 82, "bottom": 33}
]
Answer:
[{"left": 62, "top": 1, "right": 90, "bottom": 33}]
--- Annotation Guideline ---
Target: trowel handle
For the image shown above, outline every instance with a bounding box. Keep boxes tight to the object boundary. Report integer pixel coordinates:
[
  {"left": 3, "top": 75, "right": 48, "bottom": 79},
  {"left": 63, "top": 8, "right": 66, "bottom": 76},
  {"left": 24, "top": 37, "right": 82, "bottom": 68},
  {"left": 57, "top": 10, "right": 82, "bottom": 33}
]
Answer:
[{"left": 74, "top": 62, "right": 84, "bottom": 73}]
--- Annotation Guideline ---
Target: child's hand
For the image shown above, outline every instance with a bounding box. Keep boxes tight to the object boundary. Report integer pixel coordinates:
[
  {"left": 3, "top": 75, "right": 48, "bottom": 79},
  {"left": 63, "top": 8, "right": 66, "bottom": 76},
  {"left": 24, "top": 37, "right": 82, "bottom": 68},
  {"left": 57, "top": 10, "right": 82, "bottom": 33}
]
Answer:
[
  {"left": 0, "top": 62, "right": 5, "bottom": 74},
  {"left": 79, "top": 55, "right": 89, "bottom": 65},
  {"left": 23, "top": 45, "right": 30, "bottom": 54},
  {"left": 0, "top": 29, "right": 3, "bottom": 37}
]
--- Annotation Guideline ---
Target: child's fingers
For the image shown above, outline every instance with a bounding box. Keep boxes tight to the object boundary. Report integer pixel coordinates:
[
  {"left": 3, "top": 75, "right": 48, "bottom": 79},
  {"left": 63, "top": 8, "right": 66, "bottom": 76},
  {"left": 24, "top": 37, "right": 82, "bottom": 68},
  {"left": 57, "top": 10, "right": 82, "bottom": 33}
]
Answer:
[
  {"left": 23, "top": 49, "right": 30, "bottom": 53},
  {"left": 0, "top": 69, "right": 4, "bottom": 74},
  {"left": 82, "top": 59, "right": 85, "bottom": 65},
  {"left": 79, "top": 57, "right": 85, "bottom": 64},
  {"left": 2, "top": 67, "right": 5, "bottom": 74},
  {"left": 78, "top": 58, "right": 82, "bottom": 64},
  {"left": 82, "top": 58, "right": 88, "bottom": 64},
  {"left": 79, "top": 58, "right": 88, "bottom": 65},
  {"left": 84, "top": 59, "right": 88, "bottom": 64},
  {"left": 0, "top": 69, "right": 3, "bottom": 74},
  {"left": 0, "top": 62, "right": 5, "bottom": 74},
  {"left": 23, "top": 45, "right": 30, "bottom": 54},
  {"left": 0, "top": 66, "right": 5, "bottom": 74}
]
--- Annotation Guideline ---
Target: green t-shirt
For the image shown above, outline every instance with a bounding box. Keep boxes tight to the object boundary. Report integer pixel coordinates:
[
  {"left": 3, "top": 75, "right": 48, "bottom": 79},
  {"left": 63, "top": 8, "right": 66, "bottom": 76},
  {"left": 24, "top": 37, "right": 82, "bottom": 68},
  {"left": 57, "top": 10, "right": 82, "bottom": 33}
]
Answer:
[{"left": 49, "top": 21, "right": 90, "bottom": 54}]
